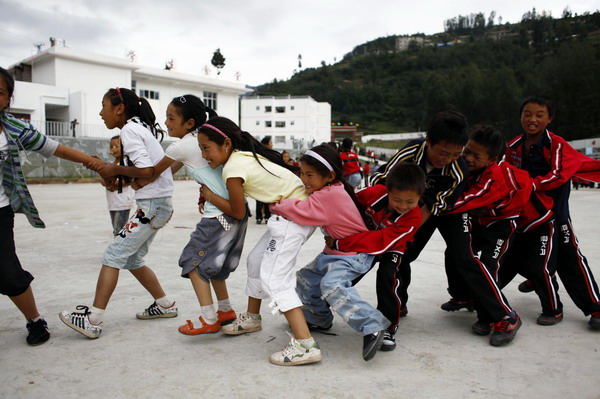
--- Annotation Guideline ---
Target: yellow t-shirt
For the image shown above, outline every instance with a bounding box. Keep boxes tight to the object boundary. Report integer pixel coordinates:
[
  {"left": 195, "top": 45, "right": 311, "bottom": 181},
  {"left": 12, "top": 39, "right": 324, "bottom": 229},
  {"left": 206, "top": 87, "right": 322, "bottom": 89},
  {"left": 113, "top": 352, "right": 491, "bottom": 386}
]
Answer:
[{"left": 222, "top": 151, "right": 307, "bottom": 203}]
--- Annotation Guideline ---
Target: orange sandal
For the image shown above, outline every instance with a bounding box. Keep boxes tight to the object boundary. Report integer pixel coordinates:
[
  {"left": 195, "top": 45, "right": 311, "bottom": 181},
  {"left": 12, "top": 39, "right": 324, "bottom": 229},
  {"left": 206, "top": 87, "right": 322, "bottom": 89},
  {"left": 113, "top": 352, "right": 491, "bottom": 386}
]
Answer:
[{"left": 178, "top": 317, "right": 220, "bottom": 335}]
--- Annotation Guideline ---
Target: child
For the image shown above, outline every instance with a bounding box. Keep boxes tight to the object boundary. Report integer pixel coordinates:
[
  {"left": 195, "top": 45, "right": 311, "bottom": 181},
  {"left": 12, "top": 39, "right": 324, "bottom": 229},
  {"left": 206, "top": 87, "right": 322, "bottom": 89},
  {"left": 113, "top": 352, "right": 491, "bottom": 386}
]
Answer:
[
  {"left": 197, "top": 117, "right": 320, "bottom": 366},
  {"left": 371, "top": 111, "right": 522, "bottom": 346},
  {"left": 325, "top": 162, "right": 424, "bottom": 351},
  {"left": 340, "top": 137, "right": 361, "bottom": 188},
  {"left": 270, "top": 145, "right": 389, "bottom": 361},
  {"left": 0, "top": 67, "right": 98, "bottom": 345},
  {"left": 104, "top": 135, "right": 135, "bottom": 236},
  {"left": 133, "top": 94, "right": 245, "bottom": 334},
  {"left": 505, "top": 96, "right": 600, "bottom": 329},
  {"left": 60, "top": 87, "right": 177, "bottom": 338}
]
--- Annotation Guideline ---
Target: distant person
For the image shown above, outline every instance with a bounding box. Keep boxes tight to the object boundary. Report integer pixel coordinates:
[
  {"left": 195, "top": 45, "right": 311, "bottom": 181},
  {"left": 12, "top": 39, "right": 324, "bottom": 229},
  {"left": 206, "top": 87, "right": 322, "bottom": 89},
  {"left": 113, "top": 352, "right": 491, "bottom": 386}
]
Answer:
[
  {"left": 0, "top": 67, "right": 97, "bottom": 346},
  {"left": 60, "top": 87, "right": 177, "bottom": 339},
  {"left": 282, "top": 150, "right": 294, "bottom": 166},
  {"left": 363, "top": 161, "right": 371, "bottom": 187},
  {"left": 255, "top": 136, "right": 273, "bottom": 224},
  {"left": 104, "top": 135, "right": 135, "bottom": 236},
  {"left": 340, "top": 137, "right": 361, "bottom": 188},
  {"left": 70, "top": 118, "right": 78, "bottom": 137}
]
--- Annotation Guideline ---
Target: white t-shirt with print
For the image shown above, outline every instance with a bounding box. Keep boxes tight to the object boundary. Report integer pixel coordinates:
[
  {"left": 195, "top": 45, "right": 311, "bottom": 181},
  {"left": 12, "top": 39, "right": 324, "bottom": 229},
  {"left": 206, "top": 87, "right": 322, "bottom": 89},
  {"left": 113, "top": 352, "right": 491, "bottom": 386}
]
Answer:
[{"left": 121, "top": 120, "right": 173, "bottom": 200}]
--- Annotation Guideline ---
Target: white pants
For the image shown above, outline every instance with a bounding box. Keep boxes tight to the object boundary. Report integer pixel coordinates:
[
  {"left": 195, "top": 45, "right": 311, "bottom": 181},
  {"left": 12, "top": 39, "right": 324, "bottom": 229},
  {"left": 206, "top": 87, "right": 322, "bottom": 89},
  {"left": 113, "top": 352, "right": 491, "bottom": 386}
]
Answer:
[{"left": 246, "top": 215, "right": 316, "bottom": 313}]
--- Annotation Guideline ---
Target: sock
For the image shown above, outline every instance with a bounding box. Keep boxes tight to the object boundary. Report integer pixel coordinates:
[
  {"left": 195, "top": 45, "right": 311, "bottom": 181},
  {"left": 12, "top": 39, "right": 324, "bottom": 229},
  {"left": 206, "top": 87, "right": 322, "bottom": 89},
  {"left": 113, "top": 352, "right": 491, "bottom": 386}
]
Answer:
[
  {"left": 247, "top": 312, "right": 261, "bottom": 319},
  {"left": 201, "top": 305, "right": 218, "bottom": 325},
  {"left": 297, "top": 337, "right": 315, "bottom": 348},
  {"left": 155, "top": 296, "right": 174, "bottom": 308},
  {"left": 89, "top": 306, "right": 105, "bottom": 325},
  {"left": 217, "top": 299, "right": 232, "bottom": 312},
  {"left": 31, "top": 315, "right": 43, "bottom": 322}
]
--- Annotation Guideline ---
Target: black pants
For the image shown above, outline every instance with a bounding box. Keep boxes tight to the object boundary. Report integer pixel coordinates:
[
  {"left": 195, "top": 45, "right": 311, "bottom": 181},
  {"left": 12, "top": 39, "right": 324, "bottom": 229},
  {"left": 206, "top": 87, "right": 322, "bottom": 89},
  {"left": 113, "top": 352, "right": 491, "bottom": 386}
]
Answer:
[
  {"left": 0, "top": 206, "right": 34, "bottom": 296},
  {"left": 255, "top": 201, "right": 271, "bottom": 222},
  {"left": 555, "top": 219, "right": 600, "bottom": 315},
  {"left": 399, "top": 213, "right": 513, "bottom": 322},
  {"left": 499, "top": 221, "right": 562, "bottom": 316}
]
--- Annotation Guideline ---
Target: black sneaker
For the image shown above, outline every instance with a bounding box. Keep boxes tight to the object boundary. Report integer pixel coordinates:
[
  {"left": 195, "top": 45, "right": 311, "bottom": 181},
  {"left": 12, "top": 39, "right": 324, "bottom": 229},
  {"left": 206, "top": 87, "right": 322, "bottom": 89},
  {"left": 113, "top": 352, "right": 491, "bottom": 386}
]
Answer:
[
  {"left": 380, "top": 331, "right": 396, "bottom": 351},
  {"left": 518, "top": 280, "right": 535, "bottom": 293},
  {"left": 537, "top": 312, "right": 563, "bottom": 326},
  {"left": 489, "top": 312, "right": 522, "bottom": 346},
  {"left": 589, "top": 312, "right": 600, "bottom": 330},
  {"left": 472, "top": 320, "right": 493, "bottom": 336},
  {"left": 440, "top": 298, "right": 475, "bottom": 312},
  {"left": 26, "top": 318, "right": 50, "bottom": 346},
  {"left": 307, "top": 322, "right": 332, "bottom": 332},
  {"left": 362, "top": 330, "right": 385, "bottom": 361}
]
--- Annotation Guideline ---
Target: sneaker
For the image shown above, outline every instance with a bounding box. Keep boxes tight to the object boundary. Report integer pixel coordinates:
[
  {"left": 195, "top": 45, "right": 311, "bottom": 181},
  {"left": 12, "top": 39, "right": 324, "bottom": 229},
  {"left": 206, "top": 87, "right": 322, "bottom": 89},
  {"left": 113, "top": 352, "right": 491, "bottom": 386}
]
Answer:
[
  {"left": 136, "top": 301, "right": 178, "bottom": 320},
  {"left": 380, "top": 331, "right": 396, "bottom": 352},
  {"left": 440, "top": 298, "right": 475, "bottom": 312},
  {"left": 256, "top": 219, "right": 262, "bottom": 224},
  {"left": 307, "top": 322, "right": 333, "bottom": 332},
  {"left": 26, "top": 318, "right": 50, "bottom": 346},
  {"left": 269, "top": 334, "right": 322, "bottom": 366},
  {"left": 217, "top": 309, "right": 237, "bottom": 326},
  {"left": 362, "top": 330, "right": 385, "bottom": 361},
  {"left": 178, "top": 316, "right": 220, "bottom": 335},
  {"left": 589, "top": 312, "right": 600, "bottom": 330},
  {"left": 472, "top": 320, "right": 493, "bottom": 336},
  {"left": 518, "top": 280, "right": 535, "bottom": 293},
  {"left": 537, "top": 312, "right": 564, "bottom": 326},
  {"left": 59, "top": 306, "right": 102, "bottom": 339},
  {"left": 221, "top": 312, "right": 262, "bottom": 335},
  {"left": 489, "top": 312, "right": 522, "bottom": 346}
]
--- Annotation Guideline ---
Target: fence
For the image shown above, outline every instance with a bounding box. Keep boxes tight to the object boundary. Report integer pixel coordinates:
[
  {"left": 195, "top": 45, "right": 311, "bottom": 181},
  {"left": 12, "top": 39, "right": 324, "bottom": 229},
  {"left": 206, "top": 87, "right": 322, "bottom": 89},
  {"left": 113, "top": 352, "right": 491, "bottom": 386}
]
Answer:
[{"left": 33, "top": 121, "right": 114, "bottom": 139}]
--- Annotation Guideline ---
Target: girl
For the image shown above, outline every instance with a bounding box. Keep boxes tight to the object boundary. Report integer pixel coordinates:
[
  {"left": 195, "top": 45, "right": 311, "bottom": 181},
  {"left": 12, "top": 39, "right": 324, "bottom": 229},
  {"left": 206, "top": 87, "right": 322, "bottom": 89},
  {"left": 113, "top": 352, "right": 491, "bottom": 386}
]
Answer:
[
  {"left": 270, "top": 145, "right": 390, "bottom": 361},
  {"left": 134, "top": 94, "right": 246, "bottom": 335},
  {"left": 197, "top": 117, "right": 320, "bottom": 366},
  {"left": 0, "top": 67, "right": 98, "bottom": 345},
  {"left": 60, "top": 87, "right": 177, "bottom": 339},
  {"left": 104, "top": 135, "right": 135, "bottom": 236}
]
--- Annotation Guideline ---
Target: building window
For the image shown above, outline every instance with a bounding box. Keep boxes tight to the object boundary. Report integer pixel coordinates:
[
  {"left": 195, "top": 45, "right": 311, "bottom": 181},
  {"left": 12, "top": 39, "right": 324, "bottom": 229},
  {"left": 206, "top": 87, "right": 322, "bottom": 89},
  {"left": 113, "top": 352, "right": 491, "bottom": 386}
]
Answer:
[
  {"left": 275, "top": 136, "right": 286, "bottom": 143},
  {"left": 265, "top": 121, "right": 272, "bottom": 127},
  {"left": 256, "top": 106, "right": 260, "bottom": 110},
  {"left": 256, "top": 121, "right": 260, "bottom": 126},
  {"left": 275, "top": 121, "right": 286, "bottom": 128},
  {"left": 291, "top": 121, "right": 295, "bottom": 126},
  {"left": 265, "top": 106, "right": 272, "bottom": 113},
  {"left": 276, "top": 106, "right": 285, "bottom": 113},
  {"left": 203, "top": 91, "right": 217, "bottom": 110},
  {"left": 131, "top": 80, "right": 137, "bottom": 93},
  {"left": 139, "top": 89, "right": 160, "bottom": 100},
  {"left": 291, "top": 106, "right": 295, "bottom": 110}
]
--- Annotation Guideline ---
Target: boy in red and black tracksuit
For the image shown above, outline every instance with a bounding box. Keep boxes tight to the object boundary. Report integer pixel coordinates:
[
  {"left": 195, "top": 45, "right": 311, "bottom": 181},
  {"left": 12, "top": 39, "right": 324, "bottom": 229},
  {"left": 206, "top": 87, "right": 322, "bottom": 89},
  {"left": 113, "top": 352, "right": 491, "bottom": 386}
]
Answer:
[
  {"left": 505, "top": 96, "right": 600, "bottom": 329},
  {"left": 370, "top": 112, "right": 521, "bottom": 346},
  {"left": 444, "top": 125, "right": 553, "bottom": 334},
  {"left": 328, "top": 163, "right": 424, "bottom": 351}
]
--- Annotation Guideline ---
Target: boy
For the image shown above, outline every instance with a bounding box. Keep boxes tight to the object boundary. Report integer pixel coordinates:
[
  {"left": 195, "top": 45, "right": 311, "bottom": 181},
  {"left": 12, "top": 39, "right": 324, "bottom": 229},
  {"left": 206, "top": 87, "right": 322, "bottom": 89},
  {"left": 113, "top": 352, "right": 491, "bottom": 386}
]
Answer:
[
  {"left": 371, "top": 111, "right": 522, "bottom": 347},
  {"left": 505, "top": 96, "right": 600, "bottom": 329},
  {"left": 445, "top": 125, "right": 554, "bottom": 334},
  {"left": 321, "top": 162, "right": 424, "bottom": 352}
]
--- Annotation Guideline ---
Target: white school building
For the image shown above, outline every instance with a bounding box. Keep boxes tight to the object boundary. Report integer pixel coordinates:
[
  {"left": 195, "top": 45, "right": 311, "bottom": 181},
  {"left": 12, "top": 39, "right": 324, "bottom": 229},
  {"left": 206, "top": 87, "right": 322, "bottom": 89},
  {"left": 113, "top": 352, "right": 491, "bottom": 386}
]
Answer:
[{"left": 6, "top": 43, "right": 252, "bottom": 138}]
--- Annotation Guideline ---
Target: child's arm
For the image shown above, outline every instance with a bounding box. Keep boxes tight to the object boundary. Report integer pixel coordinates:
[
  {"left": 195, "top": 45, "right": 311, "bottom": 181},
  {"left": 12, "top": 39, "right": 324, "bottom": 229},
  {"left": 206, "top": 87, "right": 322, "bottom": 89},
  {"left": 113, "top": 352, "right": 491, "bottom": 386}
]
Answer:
[
  {"left": 448, "top": 174, "right": 505, "bottom": 215},
  {"left": 87, "top": 161, "right": 153, "bottom": 179},
  {"left": 53, "top": 144, "right": 98, "bottom": 165},
  {"left": 200, "top": 177, "right": 246, "bottom": 219},
  {"left": 331, "top": 209, "right": 421, "bottom": 255},
  {"left": 132, "top": 156, "right": 183, "bottom": 189},
  {"left": 269, "top": 192, "right": 331, "bottom": 226}
]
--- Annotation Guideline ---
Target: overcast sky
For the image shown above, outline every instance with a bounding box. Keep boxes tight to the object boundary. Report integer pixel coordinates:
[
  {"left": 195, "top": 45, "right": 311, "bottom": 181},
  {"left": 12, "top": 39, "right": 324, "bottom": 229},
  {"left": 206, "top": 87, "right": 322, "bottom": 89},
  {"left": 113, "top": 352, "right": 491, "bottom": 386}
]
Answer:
[{"left": 2, "top": 0, "right": 599, "bottom": 87}]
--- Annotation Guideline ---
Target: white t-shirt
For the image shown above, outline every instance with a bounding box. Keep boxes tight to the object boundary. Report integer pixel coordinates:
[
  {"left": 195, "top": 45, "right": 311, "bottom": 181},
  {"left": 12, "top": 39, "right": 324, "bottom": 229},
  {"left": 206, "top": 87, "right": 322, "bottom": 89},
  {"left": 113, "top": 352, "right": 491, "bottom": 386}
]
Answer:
[
  {"left": 106, "top": 183, "right": 135, "bottom": 211},
  {"left": 121, "top": 120, "right": 173, "bottom": 199},
  {"left": 165, "top": 132, "right": 227, "bottom": 218},
  {"left": 0, "top": 132, "right": 9, "bottom": 208}
]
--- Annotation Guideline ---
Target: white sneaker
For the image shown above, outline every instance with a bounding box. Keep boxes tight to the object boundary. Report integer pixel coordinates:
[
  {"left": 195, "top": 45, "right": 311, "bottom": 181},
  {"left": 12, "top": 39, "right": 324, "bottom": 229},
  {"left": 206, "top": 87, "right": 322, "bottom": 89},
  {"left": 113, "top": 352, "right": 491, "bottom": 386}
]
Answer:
[
  {"left": 136, "top": 301, "right": 178, "bottom": 319},
  {"left": 59, "top": 306, "right": 102, "bottom": 339},
  {"left": 221, "top": 312, "right": 262, "bottom": 335},
  {"left": 269, "top": 333, "right": 322, "bottom": 366}
]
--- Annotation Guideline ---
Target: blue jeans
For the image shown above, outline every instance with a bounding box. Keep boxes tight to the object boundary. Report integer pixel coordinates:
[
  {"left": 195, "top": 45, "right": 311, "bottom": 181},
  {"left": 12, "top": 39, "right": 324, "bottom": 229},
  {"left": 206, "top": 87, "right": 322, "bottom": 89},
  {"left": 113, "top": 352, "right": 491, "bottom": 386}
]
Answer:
[{"left": 296, "top": 252, "right": 390, "bottom": 335}]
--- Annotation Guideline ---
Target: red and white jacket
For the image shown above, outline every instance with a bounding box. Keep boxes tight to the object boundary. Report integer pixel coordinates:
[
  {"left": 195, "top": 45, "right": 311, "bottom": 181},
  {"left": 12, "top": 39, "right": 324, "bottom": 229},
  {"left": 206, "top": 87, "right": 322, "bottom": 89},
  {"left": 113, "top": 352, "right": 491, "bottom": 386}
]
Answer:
[
  {"left": 340, "top": 150, "right": 361, "bottom": 177},
  {"left": 332, "top": 185, "right": 421, "bottom": 255}
]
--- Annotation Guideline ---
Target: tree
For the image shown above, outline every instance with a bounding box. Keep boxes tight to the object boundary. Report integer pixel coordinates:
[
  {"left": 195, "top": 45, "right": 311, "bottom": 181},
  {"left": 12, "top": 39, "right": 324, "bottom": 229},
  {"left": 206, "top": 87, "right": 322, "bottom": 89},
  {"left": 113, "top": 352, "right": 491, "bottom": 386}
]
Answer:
[
  {"left": 298, "top": 54, "right": 302, "bottom": 69},
  {"left": 211, "top": 48, "right": 226, "bottom": 75}
]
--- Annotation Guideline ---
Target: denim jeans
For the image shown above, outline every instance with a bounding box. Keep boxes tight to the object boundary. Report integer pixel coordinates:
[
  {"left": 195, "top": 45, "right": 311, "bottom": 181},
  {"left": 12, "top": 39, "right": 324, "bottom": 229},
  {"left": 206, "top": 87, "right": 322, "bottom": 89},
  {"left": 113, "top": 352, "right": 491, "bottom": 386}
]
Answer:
[{"left": 297, "top": 252, "right": 390, "bottom": 335}]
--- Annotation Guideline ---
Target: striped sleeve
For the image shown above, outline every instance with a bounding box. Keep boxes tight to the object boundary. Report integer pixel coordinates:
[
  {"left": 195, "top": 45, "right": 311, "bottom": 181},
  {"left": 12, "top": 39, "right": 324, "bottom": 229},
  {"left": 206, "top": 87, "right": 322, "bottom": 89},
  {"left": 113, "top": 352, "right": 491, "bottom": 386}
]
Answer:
[{"left": 369, "top": 141, "right": 420, "bottom": 185}]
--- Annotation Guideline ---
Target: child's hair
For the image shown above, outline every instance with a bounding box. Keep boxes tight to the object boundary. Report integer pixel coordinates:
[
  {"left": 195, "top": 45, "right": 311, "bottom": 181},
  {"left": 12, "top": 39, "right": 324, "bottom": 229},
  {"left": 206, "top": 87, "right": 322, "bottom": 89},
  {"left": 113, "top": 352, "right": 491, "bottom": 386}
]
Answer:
[
  {"left": 427, "top": 110, "right": 468, "bottom": 147},
  {"left": 0, "top": 67, "right": 15, "bottom": 111},
  {"left": 341, "top": 137, "right": 353, "bottom": 151},
  {"left": 104, "top": 87, "right": 165, "bottom": 140},
  {"left": 198, "top": 116, "right": 297, "bottom": 175},
  {"left": 170, "top": 94, "right": 217, "bottom": 131},
  {"left": 519, "top": 95, "right": 555, "bottom": 119},
  {"left": 300, "top": 144, "right": 366, "bottom": 221},
  {"left": 469, "top": 124, "right": 506, "bottom": 160},
  {"left": 385, "top": 162, "right": 426, "bottom": 196}
]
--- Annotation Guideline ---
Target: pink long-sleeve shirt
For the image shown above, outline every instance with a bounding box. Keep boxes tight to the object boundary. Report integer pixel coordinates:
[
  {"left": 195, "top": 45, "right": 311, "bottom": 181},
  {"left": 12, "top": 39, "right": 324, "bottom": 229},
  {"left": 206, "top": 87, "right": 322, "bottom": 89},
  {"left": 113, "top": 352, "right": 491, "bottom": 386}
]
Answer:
[{"left": 270, "top": 182, "right": 367, "bottom": 255}]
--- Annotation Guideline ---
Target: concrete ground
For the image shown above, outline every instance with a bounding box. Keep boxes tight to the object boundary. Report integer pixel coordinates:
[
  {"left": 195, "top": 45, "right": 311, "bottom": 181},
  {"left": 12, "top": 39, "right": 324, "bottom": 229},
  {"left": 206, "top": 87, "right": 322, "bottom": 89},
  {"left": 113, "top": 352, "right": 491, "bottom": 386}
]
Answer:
[{"left": 1, "top": 181, "right": 599, "bottom": 399}]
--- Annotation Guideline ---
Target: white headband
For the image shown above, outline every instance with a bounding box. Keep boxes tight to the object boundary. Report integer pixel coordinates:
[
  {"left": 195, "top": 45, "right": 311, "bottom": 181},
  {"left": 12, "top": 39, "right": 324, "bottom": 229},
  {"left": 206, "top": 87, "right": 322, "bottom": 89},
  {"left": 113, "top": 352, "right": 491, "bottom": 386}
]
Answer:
[{"left": 305, "top": 149, "right": 333, "bottom": 172}]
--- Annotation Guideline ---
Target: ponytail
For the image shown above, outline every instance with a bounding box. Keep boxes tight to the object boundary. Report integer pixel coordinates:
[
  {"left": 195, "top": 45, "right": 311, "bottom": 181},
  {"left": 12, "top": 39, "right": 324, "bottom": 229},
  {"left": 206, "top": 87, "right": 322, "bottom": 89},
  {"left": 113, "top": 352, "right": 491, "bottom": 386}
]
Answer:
[{"left": 105, "top": 87, "right": 165, "bottom": 141}]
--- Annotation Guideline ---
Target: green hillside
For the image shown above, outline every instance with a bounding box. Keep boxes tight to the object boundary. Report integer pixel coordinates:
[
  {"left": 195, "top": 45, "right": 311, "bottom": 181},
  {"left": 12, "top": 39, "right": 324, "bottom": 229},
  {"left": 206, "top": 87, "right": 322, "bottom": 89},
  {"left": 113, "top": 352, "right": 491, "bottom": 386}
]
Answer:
[{"left": 256, "top": 9, "right": 600, "bottom": 141}]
